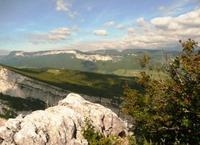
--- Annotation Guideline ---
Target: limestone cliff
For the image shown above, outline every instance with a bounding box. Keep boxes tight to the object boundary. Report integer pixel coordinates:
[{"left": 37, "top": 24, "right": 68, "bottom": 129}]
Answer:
[
  {"left": 0, "top": 66, "right": 68, "bottom": 106},
  {"left": 0, "top": 93, "right": 128, "bottom": 145}
]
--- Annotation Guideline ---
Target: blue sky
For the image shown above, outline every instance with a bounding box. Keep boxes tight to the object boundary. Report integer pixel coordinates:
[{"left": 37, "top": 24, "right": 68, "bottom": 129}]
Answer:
[{"left": 0, "top": 0, "right": 200, "bottom": 52}]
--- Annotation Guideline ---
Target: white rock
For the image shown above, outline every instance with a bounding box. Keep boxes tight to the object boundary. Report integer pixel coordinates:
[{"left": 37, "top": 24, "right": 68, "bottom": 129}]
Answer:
[{"left": 0, "top": 93, "right": 128, "bottom": 145}]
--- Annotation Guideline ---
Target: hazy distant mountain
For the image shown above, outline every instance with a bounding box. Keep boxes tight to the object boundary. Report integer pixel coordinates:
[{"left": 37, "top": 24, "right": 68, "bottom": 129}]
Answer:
[
  {"left": 0, "top": 49, "right": 179, "bottom": 74},
  {"left": 6, "top": 50, "right": 116, "bottom": 61},
  {"left": 0, "top": 50, "right": 9, "bottom": 56}
]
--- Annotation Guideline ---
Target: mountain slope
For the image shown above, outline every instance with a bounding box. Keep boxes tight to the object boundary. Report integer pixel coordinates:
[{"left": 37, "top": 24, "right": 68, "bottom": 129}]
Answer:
[
  {"left": 0, "top": 49, "right": 179, "bottom": 74},
  {"left": 0, "top": 65, "right": 68, "bottom": 106},
  {"left": 4, "top": 65, "right": 139, "bottom": 98},
  {"left": 0, "top": 65, "right": 140, "bottom": 117}
]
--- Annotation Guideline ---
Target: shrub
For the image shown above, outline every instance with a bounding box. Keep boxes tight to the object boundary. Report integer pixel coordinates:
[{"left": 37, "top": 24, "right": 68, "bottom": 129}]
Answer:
[
  {"left": 82, "top": 118, "right": 137, "bottom": 145},
  {"left": 0, "top": 107, "right": 17, "bottom": 119},
  {"left": 122, "top": 39, "right": 200, "bottom": 144}
]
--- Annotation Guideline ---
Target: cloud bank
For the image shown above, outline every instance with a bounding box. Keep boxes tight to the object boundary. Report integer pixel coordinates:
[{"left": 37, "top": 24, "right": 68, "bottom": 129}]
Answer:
[
  {"left": 77, "top": 8, "right": 200, "bottom": 50},
  {"left": 28, "top": 7, "right": 200, "bottom": 51}
]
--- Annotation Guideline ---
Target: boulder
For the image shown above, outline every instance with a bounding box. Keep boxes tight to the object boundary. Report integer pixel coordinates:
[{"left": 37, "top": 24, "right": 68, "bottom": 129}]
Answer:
[
  {"left": 0, "top": 93, "right": 128, "bottom": 145},
  {"left": 0, "top": 118, "right": 6, "bottom": 127}
]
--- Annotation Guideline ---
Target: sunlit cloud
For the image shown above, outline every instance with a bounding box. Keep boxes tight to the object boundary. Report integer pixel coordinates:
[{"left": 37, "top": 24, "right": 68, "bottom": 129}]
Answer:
[
  {"left": 103, "top": 21, "right": 126, "bottom": 30},
  {"left": 116, "top": 24, "right": 125, "bottom": 30},
  {"left": 151, "top": 8, "right": 200, "bottom": 29},
  {"left": 93, "top": 30, "right": 108, "bottom": 36},
  {"left": 127, "top": 28, "right": 135, "bottom": 34},
  {"left": 136, "top": 17, "right": 146, "bottom": 26},
  {"left": 28, "top": 27, "right": 73, "bottom": 44},
  {"left": 48, "top": 28, "right": 71, "bottom": 40}
]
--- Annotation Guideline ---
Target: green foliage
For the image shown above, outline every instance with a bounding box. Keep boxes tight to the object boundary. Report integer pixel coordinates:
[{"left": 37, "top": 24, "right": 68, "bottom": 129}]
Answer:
[
  {"left": 4, "top": 66, "right": 140, "bottom": 99},
  {"left": 143, "top": 139, "right": 153, "bottom": 145},
  {"left": 139, "top": 53, "right": 151, "bottom": 69},
  {"left": 83, "top": 119, "right": 115, "bottom": 145},
  {"left": 0, "top": 108, "right": 17, "bottom": 119},
  {"left": 0, "top": 93, "right": 46, "bottom": 111},
  {"left": 127, "top": 135, "right": 138, "bottom": 145},
  {"left": 82, "top": 118, "right": 136, "bottom": 145},
  {"left": 82, "top": 118, "right": 103, "bottom": 145},
  {"left": 122, "top": 39, "right": 200, "bottom": 144},
  {"left": 0, "top": 93, "right": 46, "bottom": 119}
]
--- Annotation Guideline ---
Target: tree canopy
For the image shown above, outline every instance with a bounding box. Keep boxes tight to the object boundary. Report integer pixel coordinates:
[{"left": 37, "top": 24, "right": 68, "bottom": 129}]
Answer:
[{"left": 122, "top": 39, "right": 200, "bottom": 144}]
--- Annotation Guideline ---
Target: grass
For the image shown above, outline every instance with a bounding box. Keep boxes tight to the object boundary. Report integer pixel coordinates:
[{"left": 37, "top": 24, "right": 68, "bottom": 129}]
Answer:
[{"left": 113, "top": 69, "right": 169, "bottom": 80}]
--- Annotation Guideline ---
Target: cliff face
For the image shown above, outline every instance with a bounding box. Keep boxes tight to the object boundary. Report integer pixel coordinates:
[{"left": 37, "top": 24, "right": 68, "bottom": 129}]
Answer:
[
  {"left": 0, "top": 66, "right": 68, "bottom": 106},
  {"left": 0, "top": 93, "right": 128, "bottom": 145}
]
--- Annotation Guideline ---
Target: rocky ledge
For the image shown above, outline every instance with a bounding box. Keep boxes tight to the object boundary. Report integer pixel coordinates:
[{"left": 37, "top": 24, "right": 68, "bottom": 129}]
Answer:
[{"left": 0, "top": 93, "right": 128, "bottom": 145}]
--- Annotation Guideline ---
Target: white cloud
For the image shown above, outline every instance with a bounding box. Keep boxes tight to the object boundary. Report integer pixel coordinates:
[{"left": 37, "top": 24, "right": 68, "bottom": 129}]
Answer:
[
  {"left": 136, "top": 17, "right": 146, "bottom": 26},
  {"left": 73, "top": 8, "right": 200, "bottom": 50},
  {"left": 116, "top": 24, "right": 125, "bottom": 29},
  {"left": 55, "top": 0, "right": 77, "bottom": 18},
  {"left": 29, "top": 27, "right": 72, "bottom": 44},
  {"left": 151, "top": 8, "right": 200, "bottom": 29},
  {"left": 48, "top": 28, "right": 71, "bottom": 40},
  {"left": 151, "top": 17, "right": 172, "bottom": 28},
  {"left": 93, "top": 30, "right": 108, "bottom": 36},
  {"left": 103, "top": 21, "right": 126, "bottom": 30},
  {"left": 56, "top": 0, "right": 68, "bottom": 11},
  {"left": 127, "top": 28, "right": 135, "bottom": 34}
]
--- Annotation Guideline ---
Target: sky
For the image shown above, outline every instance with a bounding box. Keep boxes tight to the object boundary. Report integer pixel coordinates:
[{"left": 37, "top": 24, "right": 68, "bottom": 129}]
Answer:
[{"left": 0, "top": 0, "right": 200, "bottom": 52}]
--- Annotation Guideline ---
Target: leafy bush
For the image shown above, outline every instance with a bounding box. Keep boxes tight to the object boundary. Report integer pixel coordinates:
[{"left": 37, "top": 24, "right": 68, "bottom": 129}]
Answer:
[
  {"left": 82, "top": 118, "right": 136, "bottom": 145},
  {"left": 122, "top": 39, "right": 200, "bottom": 144},
  {"left": 0, "top": 107, "right": 17, "bottom": 119}
]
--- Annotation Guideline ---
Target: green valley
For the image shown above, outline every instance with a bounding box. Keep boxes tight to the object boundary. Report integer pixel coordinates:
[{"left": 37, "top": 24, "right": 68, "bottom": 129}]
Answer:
[{"left": 4, "top": 65, "right": 141, "bottom": 99}]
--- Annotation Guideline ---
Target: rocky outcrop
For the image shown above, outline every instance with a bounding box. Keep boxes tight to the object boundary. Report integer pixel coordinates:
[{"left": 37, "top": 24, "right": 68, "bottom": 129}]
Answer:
[
  {"left": 0, "top": 119, "right": 6, "bottom": 127},
  {"left": 0, "top": 66, "right": 68, "bottom": 106},
  {"left": 0, "top": 66, "right": 121, "bottom": 115},
  {"left": 0, "top": 93, "right": 128, "bottom": 145}
]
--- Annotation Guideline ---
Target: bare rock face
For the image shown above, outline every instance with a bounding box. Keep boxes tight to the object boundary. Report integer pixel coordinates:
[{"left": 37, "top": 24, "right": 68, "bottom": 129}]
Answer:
[
  {"left": 0, "top": 93, "right": 128, "bottom": 145},
  {"left": 0, "top": 66, "right": 68, "bottom": 106}
]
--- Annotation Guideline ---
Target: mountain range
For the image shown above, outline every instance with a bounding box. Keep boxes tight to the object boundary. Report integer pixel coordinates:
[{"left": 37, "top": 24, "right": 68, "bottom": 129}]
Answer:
[{"left": 0, "top": 49, "right": 179, "bottom": 75}]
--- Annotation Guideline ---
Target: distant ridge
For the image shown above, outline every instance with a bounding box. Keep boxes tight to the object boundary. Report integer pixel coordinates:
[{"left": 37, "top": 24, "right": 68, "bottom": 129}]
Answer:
[{"left": 0, "top": 48, "right": 179, "bottom": 74}]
